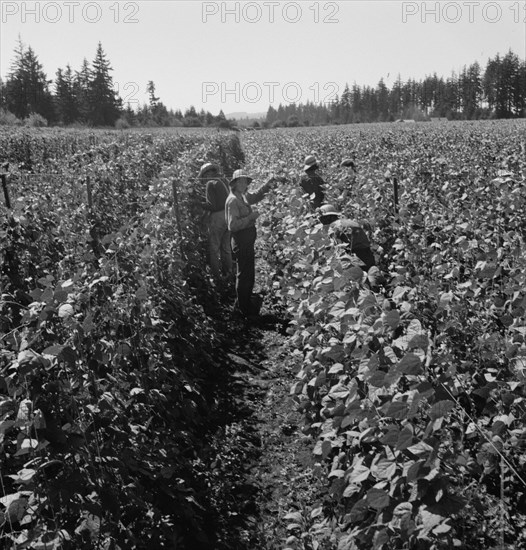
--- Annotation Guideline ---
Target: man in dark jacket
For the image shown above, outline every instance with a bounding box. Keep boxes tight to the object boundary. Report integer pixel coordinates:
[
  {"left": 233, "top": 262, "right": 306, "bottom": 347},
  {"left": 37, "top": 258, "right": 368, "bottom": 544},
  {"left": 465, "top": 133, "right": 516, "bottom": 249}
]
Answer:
[
  {"left": 199, "top": 162, "right": 232, "bottom": 280},
  {"left": 319, "top": 204, "right": 376, "bottom": 272},
  {"left": 299, "top": 155, "right": 325, "bottom": 209}
]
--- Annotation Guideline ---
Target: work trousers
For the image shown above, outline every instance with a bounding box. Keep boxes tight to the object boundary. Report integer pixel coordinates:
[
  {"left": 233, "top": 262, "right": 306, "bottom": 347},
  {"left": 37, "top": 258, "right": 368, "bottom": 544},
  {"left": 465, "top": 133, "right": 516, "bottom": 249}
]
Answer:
[
  {"left": 209, "top": 210, "right": 232, "bottom": 279},
  {"left": 353, "top": 246, "right": 376, "bottom": 272},
  {"left": 231, "top": 226, "right": 257, "bottom": 316}
]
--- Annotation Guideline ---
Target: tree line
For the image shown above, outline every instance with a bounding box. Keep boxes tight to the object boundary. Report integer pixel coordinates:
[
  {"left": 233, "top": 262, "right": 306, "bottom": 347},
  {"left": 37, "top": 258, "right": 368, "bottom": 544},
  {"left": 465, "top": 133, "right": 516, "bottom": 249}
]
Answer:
[
  {"left": 0, "top": 39, "right": 233, "bottom": 129},
  {"left": 0, "top": 39, "right": 524, "bottom": 129},
  {"left": 265, "top": 50, "right": 526, "bottom": 127}
]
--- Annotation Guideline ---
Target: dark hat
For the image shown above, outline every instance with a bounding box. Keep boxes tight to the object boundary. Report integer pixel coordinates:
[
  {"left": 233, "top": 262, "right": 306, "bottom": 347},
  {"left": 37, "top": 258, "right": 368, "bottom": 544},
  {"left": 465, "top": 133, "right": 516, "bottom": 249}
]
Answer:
[
  {"left": 319, "top": 204, "right": 340, "bottom": 217},
  {"left": 198, "top": 162, "right": 220, "bottom": 179},
  {"left": 318, "top": 204, "right": 341, "bottom": 225}
]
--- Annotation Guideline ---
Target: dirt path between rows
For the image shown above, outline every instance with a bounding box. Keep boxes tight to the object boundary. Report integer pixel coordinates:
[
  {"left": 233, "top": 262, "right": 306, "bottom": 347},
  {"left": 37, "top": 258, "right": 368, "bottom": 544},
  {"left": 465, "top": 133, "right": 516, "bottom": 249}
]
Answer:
[{"left": 204, "top": 312, "right": 332, "bottom": 550}]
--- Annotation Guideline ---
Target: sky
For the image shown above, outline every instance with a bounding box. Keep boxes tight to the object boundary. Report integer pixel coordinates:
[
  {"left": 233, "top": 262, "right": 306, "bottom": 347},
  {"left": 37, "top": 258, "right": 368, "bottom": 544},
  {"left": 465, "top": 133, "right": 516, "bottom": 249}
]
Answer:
[{"left": 1, "top": 0, "right": 525, "bottom": 116}]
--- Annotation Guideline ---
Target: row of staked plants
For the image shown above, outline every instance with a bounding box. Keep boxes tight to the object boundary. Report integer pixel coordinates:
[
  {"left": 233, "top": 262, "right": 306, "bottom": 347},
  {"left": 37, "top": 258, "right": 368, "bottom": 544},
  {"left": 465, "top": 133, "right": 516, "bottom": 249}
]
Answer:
[
  {"left": 0, "top": 128, "right": 246, "bottom": 549},
  {"left": 243, "top": 120, "right": 526, "bottom": 550}
]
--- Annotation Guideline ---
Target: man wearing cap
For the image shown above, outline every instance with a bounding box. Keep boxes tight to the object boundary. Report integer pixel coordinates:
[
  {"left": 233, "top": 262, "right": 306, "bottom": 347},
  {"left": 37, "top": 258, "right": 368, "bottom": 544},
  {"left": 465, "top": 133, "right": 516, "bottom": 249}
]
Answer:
[
  {"left": 199, "top": 162, "right": 233, "bottom": 281},
  {"left": 319, "top": 204, "right": 376, "bottom": 272},
  {"left": 299, "top": 155, "right": 325, "bottom": 209},
  {"left": 225, "top": 169, "right": 276, "bottom": 318},
  {"left": 340, "top": 158, "right": 357, "bottom": 172}
]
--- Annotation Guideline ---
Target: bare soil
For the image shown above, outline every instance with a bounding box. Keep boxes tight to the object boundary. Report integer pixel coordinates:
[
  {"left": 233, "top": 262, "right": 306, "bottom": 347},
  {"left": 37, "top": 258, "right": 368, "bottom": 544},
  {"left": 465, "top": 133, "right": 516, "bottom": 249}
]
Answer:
[{"left": 200, "top": 304, "right": 330, "bottom": 550}]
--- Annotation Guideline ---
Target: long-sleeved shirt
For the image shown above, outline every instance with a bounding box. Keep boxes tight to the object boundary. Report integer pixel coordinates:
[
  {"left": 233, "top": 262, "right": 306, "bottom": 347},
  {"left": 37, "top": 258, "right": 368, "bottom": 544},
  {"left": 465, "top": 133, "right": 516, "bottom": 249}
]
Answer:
[
  {"left": 225, "top": 184, "right": 271, "bottom": 233},
  {"left": 205, "top": 178, "right": 230, "bottom": 212},
  {"left": 330, "top": 219, "right": 370, "bottom": 250},
  {"left": 299, "top": 172, "right": 325, "bottom": 209}
]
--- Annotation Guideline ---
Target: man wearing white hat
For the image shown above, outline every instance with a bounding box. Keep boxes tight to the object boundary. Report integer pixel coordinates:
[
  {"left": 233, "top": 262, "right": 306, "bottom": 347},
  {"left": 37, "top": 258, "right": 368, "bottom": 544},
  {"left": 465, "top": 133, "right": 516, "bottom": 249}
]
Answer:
[
  {"left": 199, "top": 162, "right": 232, "bottom": 281},
  {"left": 299, "top": 155, "right": 325, "bottom": 209},
  {"left": 225, "top": 169, "right": 277, "bottom": 319}
]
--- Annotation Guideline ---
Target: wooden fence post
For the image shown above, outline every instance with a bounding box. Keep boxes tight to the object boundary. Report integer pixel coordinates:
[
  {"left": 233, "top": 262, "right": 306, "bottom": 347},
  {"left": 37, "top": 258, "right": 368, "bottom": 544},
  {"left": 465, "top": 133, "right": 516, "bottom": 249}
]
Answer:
[
  {"left": 86, "top": 175, "right": 102, "bottom": 258},
  {"left": 1, "top": 173, "right": 11, "bottom": 209},
  {"left": 86, "top": 175, "right": 93, "bottom": 211},
  {"left": 392, "top": 176, "right": 399, "bottom": 216},
  {"left": 172, "top": 179, "right": 185, "bottom": 260},
  {"left": 1, "top": 166, "right": 21, "bottom": 286}
]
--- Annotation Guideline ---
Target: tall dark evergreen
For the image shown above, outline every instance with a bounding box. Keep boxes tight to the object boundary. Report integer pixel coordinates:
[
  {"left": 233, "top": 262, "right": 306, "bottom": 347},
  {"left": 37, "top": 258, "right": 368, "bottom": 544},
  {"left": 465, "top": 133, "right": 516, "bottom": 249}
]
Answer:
[
  {"left": 518, "top": 59, "right": 526, "bottom": 117},
  {"left": 481, "top": 51, "right": 525, "bottom": 118},
  {"left": 266, "top": 105, "right": 277, "bottom": 124},
  {"left": 350, "top": 84, "right": 361, "bottom": 123},
  {"left": 444, "top": 74, "right": 460, "bottom": 118},
  {"left": 5, "top": 38, "right": 54, "bottom": 120},
  {"left": 483, "top": 55, "right": 498, "bottom": 114},
  {"left": 88, "top": 42, "right": 121, "bottom": 126},
  {"left": 460, "top": 62, "right": 482, "bottom": 119},
  {"left": 145, "top": 80, "right": 171, "bottom": 126},
  {"left": 147, "top": 80, "right": 159, "bottom": 107},
  {"left": 390, "top": 76, "right": 403, "bottom": 119},
  {"left": 0, "top": 79, "right": 4, "bottom": 108},
  {"left": 376, "top": 79, "right": 389, "bottom": 121},
  {"left": 73, "top": 58, "right": 92, "bottom": 123},
  {"left": 330, "top": 94, "right": 341, "bottom": 123},
  {"left": 501, "top": 50, "right": 523, "bottom": 117},
  {"left": 340, "top": 84, "right": 352, "bottom": 124},
  {"left": 55, "top": 65, "right": 79, "bottom": 124},
  {"left": 185, "top": 105, "right": 198, "bottom": 118},
  {"left": 420, "top": 76, "right": 433, "bottom": 115},
  {"left": 122, "top": 103, "right": 137, "bottom": 126}
]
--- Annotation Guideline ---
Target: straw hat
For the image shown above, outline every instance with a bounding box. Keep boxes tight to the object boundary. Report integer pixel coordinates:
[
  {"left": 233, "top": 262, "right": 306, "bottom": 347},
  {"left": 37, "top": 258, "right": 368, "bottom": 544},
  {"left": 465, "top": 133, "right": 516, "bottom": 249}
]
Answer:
[
  {"left": 229, "top": 168, "right": 253, "bottom": 187},
  {"left": 303, "top": 155, "right": 318, "bottom": 171}
]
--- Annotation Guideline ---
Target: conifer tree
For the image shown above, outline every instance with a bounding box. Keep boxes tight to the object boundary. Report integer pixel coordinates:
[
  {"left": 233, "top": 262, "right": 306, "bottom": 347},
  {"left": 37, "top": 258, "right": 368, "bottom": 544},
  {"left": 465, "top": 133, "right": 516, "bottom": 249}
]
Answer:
[
  {"left": 88, "top": 42, "right": 122, "bottom": 126},
  {"left": 265, "top": 105, "right": 277, "bottom": 124},
  {"left": 147, "top": 80, "right": 159, "bottom": 107},
  {"left": 390, "top": 75, "right": 403, "bottom": 119},
  {"left": 5, "top": 38, "right": 54, "bottom": 121},
  {"left": 460, "top": 62, "right": 482, "bottom": 119},
  {"left": 377, "top": 79, "right": 389, "bottom": 121},
  {"left": 340, "top": 84, "right": 352, "bottom": 124},
  {"left": 350, "top": 84, "right": 361, "bottom": 122},
  {"left": 122, "top": 102, "right": 137, "bottom": 126},
  {"left": 0, "top": 77, "right": 6, "bottom": 110},
  {"left": 73, "top": 58, "right": 92, "bottom": 123},
  {"left": 501, "top": 50, "right": 522, "bottom": 117},
  {"left": 55, "top": 64, "right": 79, "bottom": 124}
]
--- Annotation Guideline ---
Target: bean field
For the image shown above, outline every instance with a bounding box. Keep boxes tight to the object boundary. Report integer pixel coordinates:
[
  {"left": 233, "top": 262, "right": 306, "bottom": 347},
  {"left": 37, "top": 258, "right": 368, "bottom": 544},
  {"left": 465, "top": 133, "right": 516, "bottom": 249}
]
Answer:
[{"left": 1, "top": 120, "right": 526, "bottom": 549}]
